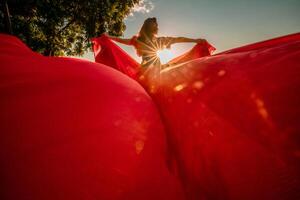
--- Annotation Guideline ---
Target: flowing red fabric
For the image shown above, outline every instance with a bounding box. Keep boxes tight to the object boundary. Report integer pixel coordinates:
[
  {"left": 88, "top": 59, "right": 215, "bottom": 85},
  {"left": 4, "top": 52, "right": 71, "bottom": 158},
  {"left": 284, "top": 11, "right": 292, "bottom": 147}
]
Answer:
[
  {"left": 92, "top": 35, "right": 216, "bottom": 80},
  {"left": 1, "top": 31, "right": 300, "bottom": 200},
  {"left": 92, "top": 35, "right": 141, "bottom": 80},
  {"left": 93, "top": 33, "right": 300, "bottom": 200},
  {"left": 0, "top": 34, "right": 185, "bottom": 200},
  {"left": 168, "top": 41, "right": 216, "bottom": 65}
]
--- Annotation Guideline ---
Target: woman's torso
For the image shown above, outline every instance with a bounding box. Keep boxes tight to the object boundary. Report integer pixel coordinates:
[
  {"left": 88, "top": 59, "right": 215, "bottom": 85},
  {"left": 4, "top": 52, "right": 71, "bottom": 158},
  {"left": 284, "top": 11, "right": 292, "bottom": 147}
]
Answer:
[{"left": 131, "top": 36, "right": 174, "bottom": 68}]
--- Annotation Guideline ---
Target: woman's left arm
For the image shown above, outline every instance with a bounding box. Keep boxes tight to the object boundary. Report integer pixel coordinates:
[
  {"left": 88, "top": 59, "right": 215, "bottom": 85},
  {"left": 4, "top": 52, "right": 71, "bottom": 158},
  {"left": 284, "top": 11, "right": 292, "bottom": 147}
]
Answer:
[
  {"left": 163, "top": 37, "right": 206, "bottom": 49},
  {"left": 172, "top": 37, "right": 206, "bottom": 44}
]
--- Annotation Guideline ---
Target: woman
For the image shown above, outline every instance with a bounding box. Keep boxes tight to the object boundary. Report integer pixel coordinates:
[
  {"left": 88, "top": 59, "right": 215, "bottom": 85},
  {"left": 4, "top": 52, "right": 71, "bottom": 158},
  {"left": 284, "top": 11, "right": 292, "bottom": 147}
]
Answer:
[
  {"left": 93, "top": 20, "right": 300, "bottom": 199},
  {"left": 106, "top": 17, "right": 206, "bottom": 71}
]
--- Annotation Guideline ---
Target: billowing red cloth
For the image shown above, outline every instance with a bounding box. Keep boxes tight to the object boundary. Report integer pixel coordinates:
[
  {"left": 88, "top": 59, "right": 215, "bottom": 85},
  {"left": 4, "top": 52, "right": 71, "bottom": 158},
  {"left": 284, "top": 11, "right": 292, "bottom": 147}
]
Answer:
[
  {"left": 168, "top": 41, "right": 215, "bottom": 65},
  {"left": 0, "top": 34, "right": 185, "bottom": 200},
  {"left": 92, "top": 35, "right": 216, "bottom": 80},
  {"left": 93, "top": 33, "right": 300, "bottom": 199},
  {"left": 92, "top": 35, "right": 141, "bottom": 80}
]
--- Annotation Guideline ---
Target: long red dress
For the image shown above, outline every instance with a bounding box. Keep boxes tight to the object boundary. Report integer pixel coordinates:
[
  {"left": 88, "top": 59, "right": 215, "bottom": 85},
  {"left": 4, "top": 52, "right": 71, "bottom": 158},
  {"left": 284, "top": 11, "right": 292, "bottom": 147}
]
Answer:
[
  {"left": 1, "top": 32, "right": 300, "bottom": 200},
  {"left": 0, "top": 34, "right": 185, "bottom": 200},
  {"left": 92, "top": 33, "right": 300, "bottom": 199}
]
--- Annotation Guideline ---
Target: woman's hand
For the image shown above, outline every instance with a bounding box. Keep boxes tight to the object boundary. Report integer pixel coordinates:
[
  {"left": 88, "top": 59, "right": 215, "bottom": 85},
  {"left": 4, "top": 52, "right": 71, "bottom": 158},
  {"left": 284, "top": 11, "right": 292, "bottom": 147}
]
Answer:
[{"left": 195, "top": 38, "right": 207, "bottom": 44}]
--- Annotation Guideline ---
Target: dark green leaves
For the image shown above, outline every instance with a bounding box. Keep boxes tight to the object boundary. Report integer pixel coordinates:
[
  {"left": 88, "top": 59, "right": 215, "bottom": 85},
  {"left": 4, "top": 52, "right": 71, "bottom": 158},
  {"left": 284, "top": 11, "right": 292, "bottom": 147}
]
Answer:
[{"left": 0, "top": 0, "right": 140, "bottom": 56}]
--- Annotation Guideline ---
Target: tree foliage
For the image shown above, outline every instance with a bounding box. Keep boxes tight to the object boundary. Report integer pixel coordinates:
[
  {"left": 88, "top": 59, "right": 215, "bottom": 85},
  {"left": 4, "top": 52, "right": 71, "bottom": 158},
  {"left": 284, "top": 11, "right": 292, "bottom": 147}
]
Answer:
[{"left": 0, "top": 0, "right": 140, "bottom": 56}]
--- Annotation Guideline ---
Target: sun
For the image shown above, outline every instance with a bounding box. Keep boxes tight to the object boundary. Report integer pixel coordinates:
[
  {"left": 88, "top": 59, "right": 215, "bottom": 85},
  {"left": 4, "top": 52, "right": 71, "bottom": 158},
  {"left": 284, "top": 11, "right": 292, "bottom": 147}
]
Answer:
[{"left": 157, "top": 49, "right": 174, "bottom": 64}]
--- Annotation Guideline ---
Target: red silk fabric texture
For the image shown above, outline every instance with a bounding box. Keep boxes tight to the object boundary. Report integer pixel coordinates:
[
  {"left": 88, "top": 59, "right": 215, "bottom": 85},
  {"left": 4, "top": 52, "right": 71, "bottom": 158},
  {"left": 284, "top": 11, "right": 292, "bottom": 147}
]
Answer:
[
  {"left": 92, "top": 33, "right": 300, "bottom": 199},
  {"left": 92, "top": 35, "right": 141, "bottom": 80},
  {"left": 0, "top": 34, "right": 185, "bottom": 200},
  {"left": 1, "top": 32, "right": 300, "bottom": 200}
]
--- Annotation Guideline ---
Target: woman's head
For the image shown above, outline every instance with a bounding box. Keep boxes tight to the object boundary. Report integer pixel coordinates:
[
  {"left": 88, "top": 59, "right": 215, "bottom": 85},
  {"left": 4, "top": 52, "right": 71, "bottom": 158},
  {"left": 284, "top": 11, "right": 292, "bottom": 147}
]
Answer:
[{"left": 138, "top": 17, "right": 158, "bottom": 42}]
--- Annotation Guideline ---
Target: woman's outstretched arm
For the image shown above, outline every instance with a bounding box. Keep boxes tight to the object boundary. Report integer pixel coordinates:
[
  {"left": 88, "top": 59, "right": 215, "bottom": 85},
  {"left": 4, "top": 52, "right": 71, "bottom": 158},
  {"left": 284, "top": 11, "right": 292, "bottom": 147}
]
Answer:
[
  {"left": 163, "top": 37, "right": 206, "bottom": 49},
  {"left": 172, "top": 37, "right": 206, "bottom": 44},
  {"left": 105, "top": 34, "right": 132, "bottom": 45}
]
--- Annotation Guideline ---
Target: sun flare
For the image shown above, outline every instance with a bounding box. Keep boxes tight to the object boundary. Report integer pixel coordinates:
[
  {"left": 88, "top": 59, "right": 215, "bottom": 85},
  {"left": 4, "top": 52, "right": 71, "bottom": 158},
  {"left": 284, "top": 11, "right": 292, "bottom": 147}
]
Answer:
[{"left": 157, "top": 49, "right": 174, "bottom": 64}]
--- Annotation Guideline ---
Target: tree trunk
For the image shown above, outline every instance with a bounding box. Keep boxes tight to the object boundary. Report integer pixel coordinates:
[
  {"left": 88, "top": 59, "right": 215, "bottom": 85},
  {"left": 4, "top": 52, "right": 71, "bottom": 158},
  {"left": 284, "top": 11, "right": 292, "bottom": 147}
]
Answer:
[
  {"left": 43, "top": 49, "right": 53, "bottom": 56},
  {"left": 2, "top": 0, "right": 12, "bottom": 34}
]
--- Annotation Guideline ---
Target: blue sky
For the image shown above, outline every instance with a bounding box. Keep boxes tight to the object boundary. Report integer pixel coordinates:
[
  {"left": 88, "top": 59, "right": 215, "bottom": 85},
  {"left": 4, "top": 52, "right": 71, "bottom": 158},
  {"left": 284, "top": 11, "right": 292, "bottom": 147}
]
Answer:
[{"left": 83, "top": 0, "right": 300, "bottom": 62}]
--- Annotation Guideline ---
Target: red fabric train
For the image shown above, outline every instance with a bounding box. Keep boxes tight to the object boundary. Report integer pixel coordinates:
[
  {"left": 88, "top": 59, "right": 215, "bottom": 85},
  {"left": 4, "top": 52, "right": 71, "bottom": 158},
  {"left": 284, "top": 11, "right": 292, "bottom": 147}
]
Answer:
[
  {"left": 0, "top": 34, "right": 185, "bottom": 200},
  {"left": 92, "top": 33, "right": 300, "bottom": 200},
  {"left": 1, "top": 31, "right": 300, "bottom": 200}
]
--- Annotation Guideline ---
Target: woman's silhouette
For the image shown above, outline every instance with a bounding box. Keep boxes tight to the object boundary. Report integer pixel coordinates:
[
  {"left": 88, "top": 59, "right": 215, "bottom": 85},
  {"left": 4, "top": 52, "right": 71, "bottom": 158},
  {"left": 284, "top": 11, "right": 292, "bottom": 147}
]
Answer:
[
  {"left": 106, "top": 17, "right": 206, "bottom": 69},
  {"left": 90, "top": 20, "right": 300, "bottom": 200},
  {"left": 104, "top": 17, "right": 208, "bottom": 86}
]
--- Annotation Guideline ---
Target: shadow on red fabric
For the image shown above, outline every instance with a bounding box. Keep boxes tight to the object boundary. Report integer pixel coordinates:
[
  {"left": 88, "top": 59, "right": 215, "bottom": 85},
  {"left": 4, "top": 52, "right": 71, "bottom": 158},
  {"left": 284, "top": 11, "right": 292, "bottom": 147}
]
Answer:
[{"left": 92, "top": 33, "right": 300, "bottom": 200}]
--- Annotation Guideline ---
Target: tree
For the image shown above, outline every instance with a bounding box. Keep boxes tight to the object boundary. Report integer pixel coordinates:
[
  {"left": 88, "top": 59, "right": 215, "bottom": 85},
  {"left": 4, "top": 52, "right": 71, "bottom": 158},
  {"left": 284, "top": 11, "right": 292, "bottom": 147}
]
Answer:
[{"left": 0, "top": 0, "right": 140, "bottom": 56}]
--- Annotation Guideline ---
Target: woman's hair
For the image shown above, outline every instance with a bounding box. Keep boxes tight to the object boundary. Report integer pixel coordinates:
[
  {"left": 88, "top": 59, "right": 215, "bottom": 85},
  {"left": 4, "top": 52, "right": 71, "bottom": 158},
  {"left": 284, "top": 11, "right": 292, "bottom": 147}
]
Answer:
[{"left": 137, "top": 17, "right": 158, "bottom": 43}]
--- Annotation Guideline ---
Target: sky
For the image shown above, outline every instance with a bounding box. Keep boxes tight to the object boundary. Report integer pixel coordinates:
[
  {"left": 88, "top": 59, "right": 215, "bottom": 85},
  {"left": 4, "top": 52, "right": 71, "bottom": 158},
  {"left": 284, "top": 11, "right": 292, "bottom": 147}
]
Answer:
[{"left": 82, "top": 0, "right": 300, "bottom": 63}]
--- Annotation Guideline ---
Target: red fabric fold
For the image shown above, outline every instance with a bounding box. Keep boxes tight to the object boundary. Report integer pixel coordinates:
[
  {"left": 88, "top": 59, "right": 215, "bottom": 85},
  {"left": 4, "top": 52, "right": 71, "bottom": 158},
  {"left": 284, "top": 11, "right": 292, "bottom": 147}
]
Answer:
[
  {"left": 92, "top": 33, "right": 300, "bottom": 200},
  {"left": 168, "top": 41, "right": 216, "bottom": 65},
  {"left": 0, "top": 33, "right": 185, "bottom": 200},
  {"left": 92, "top": 35, "right": 141, "bottom": 80}
]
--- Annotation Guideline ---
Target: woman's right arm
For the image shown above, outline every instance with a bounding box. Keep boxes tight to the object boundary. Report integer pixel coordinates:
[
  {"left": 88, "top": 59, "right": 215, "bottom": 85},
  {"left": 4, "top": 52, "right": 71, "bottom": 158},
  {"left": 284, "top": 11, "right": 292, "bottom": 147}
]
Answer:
[{"left": 104, "top": 33, "right": 133, "bottom": 46}]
